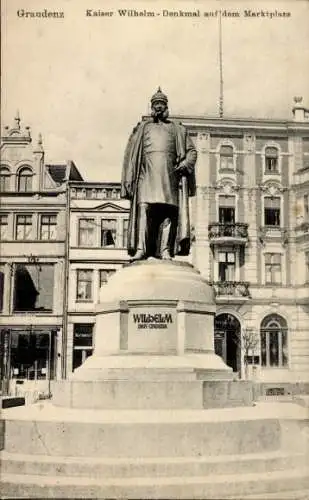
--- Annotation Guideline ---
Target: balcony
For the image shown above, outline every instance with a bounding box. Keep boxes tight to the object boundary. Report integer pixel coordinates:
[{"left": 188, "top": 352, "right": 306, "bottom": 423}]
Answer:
[
  {"left": 212, "top": 281, "right": 251, "bottom": 303},
  {"left": 208, "top": 223, "right": 249, "bottom": 246}
]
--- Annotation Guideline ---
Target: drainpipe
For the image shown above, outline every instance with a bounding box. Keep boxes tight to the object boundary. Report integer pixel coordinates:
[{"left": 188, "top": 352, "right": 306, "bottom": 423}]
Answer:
[{"left": 61, "top": 174, "right": 71, "bottom": 379}]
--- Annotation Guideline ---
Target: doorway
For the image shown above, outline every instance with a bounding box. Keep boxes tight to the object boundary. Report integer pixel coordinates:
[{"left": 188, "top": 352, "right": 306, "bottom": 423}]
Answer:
[{"left": 214, "top": 313, "right": 241, "bottom": 373}]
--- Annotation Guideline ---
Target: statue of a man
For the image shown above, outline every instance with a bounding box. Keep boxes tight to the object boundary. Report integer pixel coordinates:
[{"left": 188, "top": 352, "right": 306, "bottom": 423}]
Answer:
[{"left": 121, "top": 88, "right": 197, "bottom": 261}]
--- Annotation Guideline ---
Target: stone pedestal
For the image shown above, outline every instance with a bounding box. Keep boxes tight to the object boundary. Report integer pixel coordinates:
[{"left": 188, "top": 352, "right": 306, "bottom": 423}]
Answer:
[
  {"left": 3, "top": 261, "right": 308, "bottom": 497},
  {"left": 52, "top": 260, "right": 250, "bottom": 409}
]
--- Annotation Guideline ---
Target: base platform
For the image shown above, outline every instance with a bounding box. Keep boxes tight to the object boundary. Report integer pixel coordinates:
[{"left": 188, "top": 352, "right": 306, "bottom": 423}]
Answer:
[{"left": 1, "top": 402, "right": 308, "bottom": 499}]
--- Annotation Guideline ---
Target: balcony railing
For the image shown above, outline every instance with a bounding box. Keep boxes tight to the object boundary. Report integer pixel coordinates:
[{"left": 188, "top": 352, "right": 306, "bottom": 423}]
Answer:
[
  {"left": 208, "top": 223, "right": 249, "bottom": 243},
  {"left": 212, "top": 281, "right": 250, "bottom": 298}
]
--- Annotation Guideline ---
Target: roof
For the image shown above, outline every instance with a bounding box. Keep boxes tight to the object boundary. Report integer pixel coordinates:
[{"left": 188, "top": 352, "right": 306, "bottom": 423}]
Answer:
[{"left": 46, "top": 161, "right": 84, "bottom": 184}]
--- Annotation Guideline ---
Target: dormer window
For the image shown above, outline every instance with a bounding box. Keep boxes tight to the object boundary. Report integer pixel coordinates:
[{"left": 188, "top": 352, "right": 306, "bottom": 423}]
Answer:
[
  {"left": 0, "top": 167, "right": 11, "bottom": 192},
  {"left": 220, "top": 145, "right": 234, "bottom": 170},
  {"left": 265, "top": 147, "right": 279, "bottom": 173},
  {"left": 17, "top": 167, "right": 33, "bottom": 192}
]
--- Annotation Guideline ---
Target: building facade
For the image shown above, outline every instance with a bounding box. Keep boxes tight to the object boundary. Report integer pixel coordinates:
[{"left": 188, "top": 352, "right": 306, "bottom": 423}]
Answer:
[
  {"left": 185, "top": 97, "right": 309, "bottom": 382},
  {"left": 1, "top": 99, "right": 309, "bottom": 396},
  {"left": 0, "top": 115, "right": 83, "bottom": 398},
  {"left": 66, "top": 182, "right": 130, "bottom": 375}
]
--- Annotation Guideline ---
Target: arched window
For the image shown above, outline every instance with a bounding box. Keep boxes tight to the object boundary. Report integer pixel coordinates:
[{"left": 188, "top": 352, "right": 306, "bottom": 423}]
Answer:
[
  {"left": 220, "top": 145, "right": 234, "bottom": 170},
  {"left": 260, "top": 314, "right": 288, "bottom": 367},
  {"left": 265, "top": 147, "right": 279, "bottom": 173},
  {"left": 0, "top": 167, "right": 11, "bottom": 192},
  {"left": 17, "top": 167, "right": 33, "bottom": 192}
]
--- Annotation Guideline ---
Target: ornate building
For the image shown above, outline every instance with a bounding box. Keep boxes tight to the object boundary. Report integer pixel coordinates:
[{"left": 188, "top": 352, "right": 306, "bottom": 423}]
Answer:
[
  {"left": 0, "top": 114, "right": 83, "bottom": 398},
  {"left": 185, "top": 97, "right": 309, "bottom": 382}
]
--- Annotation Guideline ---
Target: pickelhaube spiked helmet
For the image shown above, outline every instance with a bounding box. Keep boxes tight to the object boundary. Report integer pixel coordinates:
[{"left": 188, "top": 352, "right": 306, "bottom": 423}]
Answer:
[{"left": 150, "top": 87, "right": 168, "bottom": 105}]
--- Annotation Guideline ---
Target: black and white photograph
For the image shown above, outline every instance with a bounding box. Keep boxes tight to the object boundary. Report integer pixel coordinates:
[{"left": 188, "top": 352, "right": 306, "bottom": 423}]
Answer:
[{"left": 1, "top": 0, "right": 309, "bottom": 498}]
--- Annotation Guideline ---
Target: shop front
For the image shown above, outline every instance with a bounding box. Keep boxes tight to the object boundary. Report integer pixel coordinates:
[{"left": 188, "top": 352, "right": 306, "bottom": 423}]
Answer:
[{"left": 0, "top": 327, "right": 58, "bottom": 400}]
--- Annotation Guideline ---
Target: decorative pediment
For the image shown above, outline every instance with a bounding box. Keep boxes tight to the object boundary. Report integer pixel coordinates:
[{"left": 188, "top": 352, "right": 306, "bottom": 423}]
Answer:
[
  {"left": 259, "top": 181, "right": 286, "bottom": 195},
  {"left": 213, "top": 178, "right": 240, "bottom": 192},
  {"left": 92, "top": 202, "right": 129, "bottom": 212},
  {"left": 2, "top": 113, "right": 31, "bottom": 144}
]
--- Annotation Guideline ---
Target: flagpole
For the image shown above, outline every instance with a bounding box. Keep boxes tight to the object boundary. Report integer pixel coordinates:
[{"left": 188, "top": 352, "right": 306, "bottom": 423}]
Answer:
[{"left": 219, "top": 9, "right": 224, "bottom": 118}]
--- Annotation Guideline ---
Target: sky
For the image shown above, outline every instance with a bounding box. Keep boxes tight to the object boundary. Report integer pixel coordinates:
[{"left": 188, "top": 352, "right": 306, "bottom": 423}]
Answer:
[{"left": 2, "top": 0, "right": 309, "bottom": 181}]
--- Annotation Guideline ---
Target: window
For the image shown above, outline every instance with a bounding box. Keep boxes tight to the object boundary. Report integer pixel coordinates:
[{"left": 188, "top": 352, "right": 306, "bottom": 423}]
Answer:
[
  {"left": 304, "top": 194, "right": 309, "bottom": 222},
  {"left": 214, "top": 314, "right": 241, "bottom": 373},
  {"left": 13, "top": 264, "right": 54, "bottom": 312},
  {"left": 265, "top": 253, "right": 282, "bottom": 284},
  {"left": 0, "top": 167, "right": 10, "bottom": 192},
  {"left": 16, "top": 215, "right": 32, "bottom": 240},
  {"left": 76, "top": 270, "right": 93, "bottom": 301},
  {"left": 219, "top": 196, "right": 235, "bottom": 224},
  {"left": 0, "top": 265, "right": 4, "bottom": 312},
  {"left": 99, "top": 269, "right": 116, "bottom": 289},
  {"left": 78, "top": 219, "right": 95, "bottom": 246},
  {"left": 40, "top": 214, "right": 57, "bottom": 240},
  {"left": 260, "top": 314, "right": 288, "bottom": 368},
  {"left": 123, "top": 219, "right": 129, "bottom": 248},
  {"left": 218, "top": 251, "right": 236, "bottom": 281},
  {"left": 10, "top": 329, "right": 55, "bottom": 381},
  {"left": 220, "top": 145, "right": 234, "bottom": 170},
  {"left": 264, "top": 197, "right": 281, "bottom": 226},
  {"left": 265, "top": 147, "right": 279, "bottom": 173},
  {"left": 0, "top": 215, "right": 8, "bottom": 241},
  {"left": 72, "top": 323, "right": 94, "bottom": 371},
  {"left": 101, "top": 219, "right": 116, "bottom": 247},
  {"left": 17, "top": 167, "right": 33, "bottom": 192}
]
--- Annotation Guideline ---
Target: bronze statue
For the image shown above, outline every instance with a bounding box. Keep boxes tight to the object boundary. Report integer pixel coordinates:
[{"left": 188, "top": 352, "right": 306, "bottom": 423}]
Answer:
[{"left": 121, "top": 88, "right": 197, "bottom": 261}]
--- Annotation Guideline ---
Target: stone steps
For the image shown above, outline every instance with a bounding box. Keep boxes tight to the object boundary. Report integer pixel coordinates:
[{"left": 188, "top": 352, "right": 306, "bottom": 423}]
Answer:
[
  {"left": 7, "top": 402, "right": 302, "bottom": 458},
  {"left": 1, "top": 449, "right": 307, "bottom": 478},
  {"left": 243, "top": 489, "right": 309, "bottom": 499},
  {"left": 2, "top": 402, "right": 308, "bottom": 498},
  {"left": 3, "top": 416, "right": 284, "bottom": 457},
  {"left": 1, "top": 467, "right": 309, "bottom": 499}
]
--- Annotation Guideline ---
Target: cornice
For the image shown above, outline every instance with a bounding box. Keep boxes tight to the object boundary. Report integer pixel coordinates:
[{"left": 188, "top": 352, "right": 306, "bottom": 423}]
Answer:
[{"left": 69, "top": 181, "right": 121, "bottom": 188}]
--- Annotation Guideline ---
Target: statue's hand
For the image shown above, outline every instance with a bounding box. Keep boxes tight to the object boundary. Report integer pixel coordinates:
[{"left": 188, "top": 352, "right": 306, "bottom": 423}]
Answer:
[{"left": 175, "top": 161, "right": 187, "bottom": 175}]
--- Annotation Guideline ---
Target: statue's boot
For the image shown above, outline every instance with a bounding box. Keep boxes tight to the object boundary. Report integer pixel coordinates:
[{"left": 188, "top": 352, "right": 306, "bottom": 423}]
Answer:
[
  {"left": 130, "top": 203, "right": 148, "bottom": 262},
  {"left": 160, "top": 217, "right": 173, "bottom": 260},
  {"left": 161, "top": 249, "right": 172, "bottom": 260},
  {"left": 131, "top": 249, "right": 145, "bottom": 262}
]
